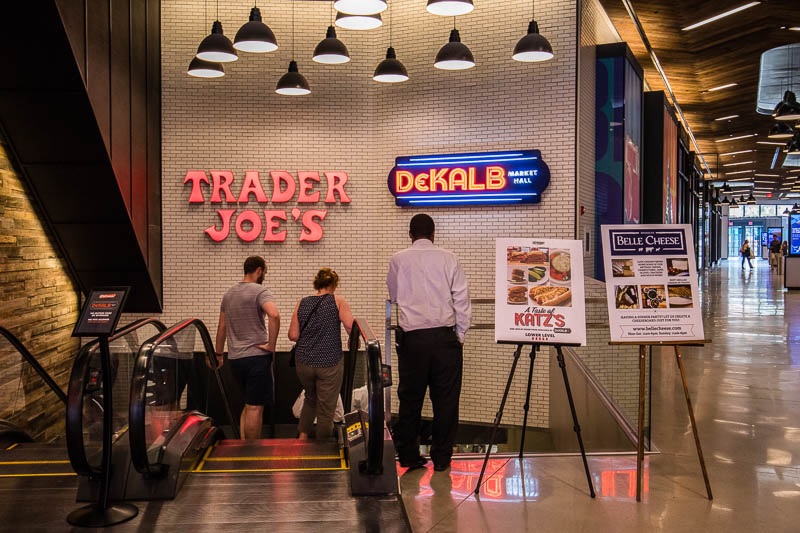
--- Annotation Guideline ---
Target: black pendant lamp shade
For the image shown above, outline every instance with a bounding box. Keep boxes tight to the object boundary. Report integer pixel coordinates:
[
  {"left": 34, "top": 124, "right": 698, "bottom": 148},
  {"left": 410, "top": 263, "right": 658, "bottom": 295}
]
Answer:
[
  {"left": 768, "top": 121, "right": 795, "bottom": 139},
  {"left": 434, "top": 29, "right": 475, "bottom": 70},
  {"left": 720, "top": 195, "right": 730, "bottom": 205},
  {"left": 276, "top": 60, "right": 311, "bottom": 95},
  {"left": 313, "top": 26, "right": 350, "bottom": 64},
  {"left": 187, "top": 56, "right": 225, "bottom": 78},
  {"left": 234, "top": 7, "right": 278, "bottom": 53},
  {"left": 788, "top": 132, "right": 800, "bottom": 155},
  {"left": 333, "top": 0, "right": 387, "bottom": 16},
  {"left": 197, "top": 21, "right": 238, "bottom": 63},
  {"left": 730, "top": 197, "right": 739, "bottom": 207},
  {"left": 773, "top": 90, "right": 800, "bottom": 121},
  {"left": 335, "top": 11, "right": 382, "bottom": 30},
  {"left": 426, "top": 0, "right": 474, "bottom": 17},
  {"left": 721, "top": 182, "right": 732, "bottom": 193},
  {"left": 513, "top": 20, "right": 554, "bottom": 62},
  {"left": 374, "top": 47, "right": 408, "bottom": 83}
]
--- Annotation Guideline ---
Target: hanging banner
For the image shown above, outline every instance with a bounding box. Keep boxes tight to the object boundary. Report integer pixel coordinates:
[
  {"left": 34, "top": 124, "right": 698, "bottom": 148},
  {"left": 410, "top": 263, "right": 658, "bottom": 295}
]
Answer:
[
  {"left": 388, "top": 150, "right": 550, "bottom": 207},
  {"left": 600, "top": 224, "right": 705, "bottom": 342},
  {"left": 495, "top": 238, "right": 586, "bottom": 345}
]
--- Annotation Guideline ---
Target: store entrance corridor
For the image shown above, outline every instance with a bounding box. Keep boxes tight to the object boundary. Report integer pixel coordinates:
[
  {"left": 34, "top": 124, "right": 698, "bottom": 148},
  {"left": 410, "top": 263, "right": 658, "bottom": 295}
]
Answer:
[{"left": 399, "top": 259, "right": 798, "bottom": 532}]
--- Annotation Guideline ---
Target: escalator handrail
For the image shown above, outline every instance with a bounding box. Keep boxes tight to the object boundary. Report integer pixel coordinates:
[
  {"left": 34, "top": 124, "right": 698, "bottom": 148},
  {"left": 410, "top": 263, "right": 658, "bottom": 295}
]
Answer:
[
  {"left": 66, "top": 318, "right": 167, "bottom": 478},
  {"left": 0, "top": 326, "right": 67, "bottom": 405},
  {"left": 128, "top": 317, "right": 239, "bottom": 476},
  {"left": 345, "top": 318, "right": 385, "bottom": 475}
]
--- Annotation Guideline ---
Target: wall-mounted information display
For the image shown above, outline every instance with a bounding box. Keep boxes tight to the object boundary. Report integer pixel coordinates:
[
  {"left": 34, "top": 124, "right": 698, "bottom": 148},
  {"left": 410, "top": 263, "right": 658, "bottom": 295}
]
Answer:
[
  {"left": 72, "top": 287, "right": 129, "bottom": 337},
  {"left": 494, "top": 238, "right": 586, "bottom": 346},
  {"left": 791, "top": 214, "right": 800, "bottom": 256},
  {"left": 601, "top": 224, "right": 704, "bottom": 342},
  {"left": 388, "top": 150, "right": 550, "bottom": 207}
]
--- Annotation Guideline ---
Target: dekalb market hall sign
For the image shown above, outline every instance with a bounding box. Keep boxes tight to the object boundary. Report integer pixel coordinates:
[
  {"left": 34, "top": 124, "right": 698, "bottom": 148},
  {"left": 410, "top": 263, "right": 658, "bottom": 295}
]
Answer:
[
  {"left": 388, "top": 150, "right": 550, "bottom": 206},
  {"left": 183, "top": 170, "right": 350, "bottom": 243}
]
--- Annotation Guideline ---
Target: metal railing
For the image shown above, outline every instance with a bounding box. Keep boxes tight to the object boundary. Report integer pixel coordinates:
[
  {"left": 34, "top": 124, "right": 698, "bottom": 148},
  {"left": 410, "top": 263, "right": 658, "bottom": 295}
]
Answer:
[{"left": 0, "top": 326, "right": 67, "bottom": 405}]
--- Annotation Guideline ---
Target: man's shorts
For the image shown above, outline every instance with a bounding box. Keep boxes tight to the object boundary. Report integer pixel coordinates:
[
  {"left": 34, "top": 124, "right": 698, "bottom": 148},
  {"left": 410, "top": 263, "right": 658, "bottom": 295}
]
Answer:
[{"left": 229, "top": 353, "right": 274, "bottom": 406}]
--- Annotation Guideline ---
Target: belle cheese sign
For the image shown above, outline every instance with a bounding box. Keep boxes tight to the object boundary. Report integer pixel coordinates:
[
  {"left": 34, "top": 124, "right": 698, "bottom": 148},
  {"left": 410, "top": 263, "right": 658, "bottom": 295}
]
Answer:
[{"left": 387, "top": 150, "right": 550, "bottom": 207}]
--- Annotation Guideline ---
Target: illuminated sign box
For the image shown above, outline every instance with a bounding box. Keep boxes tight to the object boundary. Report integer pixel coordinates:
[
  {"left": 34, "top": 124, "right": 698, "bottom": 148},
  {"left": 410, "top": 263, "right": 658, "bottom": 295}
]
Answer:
[{"left": 387, "top": 150, "right": 550, "bottom": 207}]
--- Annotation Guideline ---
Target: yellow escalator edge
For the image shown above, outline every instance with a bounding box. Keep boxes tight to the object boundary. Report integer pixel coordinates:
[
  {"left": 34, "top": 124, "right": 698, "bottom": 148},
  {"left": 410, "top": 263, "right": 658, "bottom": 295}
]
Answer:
[{"left": 193, "top": 442, "right": 216, "bottom": 472}]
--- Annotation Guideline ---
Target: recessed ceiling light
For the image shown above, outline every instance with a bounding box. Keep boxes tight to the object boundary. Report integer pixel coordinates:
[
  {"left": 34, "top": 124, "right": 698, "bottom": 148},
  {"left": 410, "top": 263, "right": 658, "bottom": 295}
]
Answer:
[
  {"left": 707, "top": 83, "right": 738, "bottom": 92},
  {"left": 790, "top": 169, "right": 800, "bottom": 173},
  {"left": 726, "top": 170, "right": 755, "bottom": 175},
  {"left": 715, "top": 115, "right": 740, "bottom": 121},
  {"left": 754, "top": 180, "right": 776, "bottom": 184},
  {"left": 720, "top": 149, "right": 754, "bottom": 156},
  {"left": 716, "top": 134, "right": 757, "bottom": 143},
  {"left": 757, "top": 141, "right": 788, "bottom": 145},
  {"left": 723, "top": 161, "right": 755, "bottom": 166},
  {"left": 754, "top": 173, "right": 780, "bottom": 177},
  {"left": 682, "top": 2, "right": 761, "bottom": 31},
  {"left": 789, "top": 27, "right": 800, "bottom": 31}
]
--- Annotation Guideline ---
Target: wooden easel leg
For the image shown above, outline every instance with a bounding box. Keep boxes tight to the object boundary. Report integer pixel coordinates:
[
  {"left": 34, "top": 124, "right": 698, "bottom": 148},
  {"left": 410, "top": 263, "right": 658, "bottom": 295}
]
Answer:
[
  {"left": 475, "top": 343, "right": 524, "bottom": 494},
  {"left": 674, "top": 346, "right": 713, "bottom": 500},
  {"left": 518, "top": 345, "right": 537, "bottom": 459},
  {"left": 555, "top": 346, "right": 596, "bottom": 497},
  {"left": 637, "top": 344, "right": 646, "bottom": 502}
]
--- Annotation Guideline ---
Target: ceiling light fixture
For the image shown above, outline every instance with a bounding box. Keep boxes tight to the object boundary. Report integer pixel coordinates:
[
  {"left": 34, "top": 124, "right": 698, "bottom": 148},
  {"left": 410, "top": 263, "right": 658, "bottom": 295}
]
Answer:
[
  {"left": 434, "top": 19, "right": 475, "bottom": 70},
  {"left": 234, "top": 5, "right": 278, "bottom": 53},
  {"left": 774, "top": 91, "right": 800, "bottom": 121},
  {"left": 746, "top": 193, "right": 757, "bottom": 204},
  {"left": 334, "top": 0, "right": 387, "bottom": 16},
  {"left": 754, "top": 173, "right": 780, "bottom": 177},
  {"left": 681, "top": 2, "right": 761, "bottom": 31},
  {"left": 725, "top": 170, "right": 755, "bottom": 175},
  {"left": 722, "top": 161, "right": 755, "bottom": 166},
  {"left": 426, "top": 0, "right": 474, "bottom": 17},
  {"left": 512, "top": 0, "right": 554, "bottom": 62},
  {"left": 788, "top": 132, "right": 800, "bottom": 155},
  {"left": 314, "top": 5, "right": 350, "bottom": 65},
  {"left": 276, "top": 3, "right": 310, "bottom": 95},
  {"left": 197, "top": 0, "right": 238, "bottom": 63},
  {"left": 715, "top": 114, "right": 740, "bottom": 121},
  {"left": 335, "top": 11, "right": 382, "bottom": 30},
  {"left": 374, "top": 1, "right": 408, "bottom": 83},
  {"left": 721, "top": 183, "right": 732, "bottom": 193},
  {"left": 768, "top": 122, "right": 795, "bottom": 139},
  {"left": 757, "top": 141, "right": 789, "bottom": 146},
  {"left": 707, "top": 82, "right": 738, "bottom": 92},
  {"left": 730, "top": 197, "right": 739, "bottom": 207},
  {"left": 720, "top": 150, "right": 754, "bottom": 156},
  {"left": 188, "top": 57, "right": 225, "bottom": 78},
  {"left": 720, "top": 195, "right": 731, "bottom": 205},
  {"left": 715, "top": 134, "right": 758, "bottom": 143}
]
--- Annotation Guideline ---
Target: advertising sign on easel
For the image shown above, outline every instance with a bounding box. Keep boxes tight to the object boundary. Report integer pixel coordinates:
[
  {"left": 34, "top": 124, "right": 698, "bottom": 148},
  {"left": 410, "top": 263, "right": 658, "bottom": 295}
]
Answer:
[
  {"left": 495, "top": 238, "right": 587, "bottom": 346},
  {"left": 600, "top": 224, "right": 705, "bottom": 342}
]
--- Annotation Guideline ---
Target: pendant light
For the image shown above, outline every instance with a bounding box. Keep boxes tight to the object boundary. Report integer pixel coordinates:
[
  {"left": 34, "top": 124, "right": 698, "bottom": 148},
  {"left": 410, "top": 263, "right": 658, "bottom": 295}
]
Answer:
[
  {"left": 313, "top": 4, "right": 350, "bottom": 64},
  {"left": 512, "top": 0, "right": 554, "bottom": 62},
  {"left": 335, "top": 11, "right": 382, "bottom": 30},
  {"left": 196, "top": 0, "right": 238, "bottom": 63},
  {"left": 276, "top": 3, "right": 310, "bottom": 95},
  {"left": 787, "top": 132, "right": 800, "bottom": 155},
  {"left": 234, "top": 4, "right": 278, "bottom": 53},
  {"left": 426, "top": 0, "right": 474, "bottom": 17},
  {"left": 434, "top": 19, "right": 475, "bottom": 70},
  {"left": 768, "top": 122, "right": 794, "bottom": 139},
  {"left": 334, "top": 0, "right": 387, "bottom": 16},
  {"left": 720, "top": 195, "right": 730, "bottom": 205},
  {"left": 730, "top": 197, "right": 738, "bottom": 207},
  {"left": 773, "top": 90, "right": 800, "bottom": 121},
  {"left": 374, "top": 2, "right": 408, "bottom": 83},
  {"left": 746, "top": 193, "right": 757, "bottom": 204},
  {"left": 188, "top": 57, "right": 225, "bottom": 78}
]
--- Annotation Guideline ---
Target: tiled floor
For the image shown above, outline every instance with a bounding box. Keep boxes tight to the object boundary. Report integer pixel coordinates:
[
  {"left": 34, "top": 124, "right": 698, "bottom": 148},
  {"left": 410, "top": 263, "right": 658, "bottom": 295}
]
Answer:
[{"left": 400, "top": 259, "right": 800, "bottom": 532}]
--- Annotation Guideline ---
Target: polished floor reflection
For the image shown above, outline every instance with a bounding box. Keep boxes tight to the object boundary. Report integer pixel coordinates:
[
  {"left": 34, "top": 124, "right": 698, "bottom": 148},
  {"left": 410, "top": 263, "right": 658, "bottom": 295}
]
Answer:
[{"left": 400, "top": 259, "right": 800, "bottom": 532}]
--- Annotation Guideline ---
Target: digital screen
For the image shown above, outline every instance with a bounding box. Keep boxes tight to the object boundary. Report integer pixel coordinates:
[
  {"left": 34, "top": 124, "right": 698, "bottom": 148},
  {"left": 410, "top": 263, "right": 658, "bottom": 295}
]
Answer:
[
  {"left": 791, "top": 214, "right": 800, "bottom": 256},
  {"left": 761, "top": 232, "right": 768, "bottom": 246},
  {"left": 768, "top": 227, "right": 782, "bottom": 242}
]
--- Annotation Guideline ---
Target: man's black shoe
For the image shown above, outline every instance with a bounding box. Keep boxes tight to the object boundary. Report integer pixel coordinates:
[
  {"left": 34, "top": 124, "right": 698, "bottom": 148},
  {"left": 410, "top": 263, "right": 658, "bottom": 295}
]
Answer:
[
  {"left": 433, "top": 462, "right": 451, "bottom": 472},
  {"left": 399, "top": 457, "right": 428, "bottom": 470}
]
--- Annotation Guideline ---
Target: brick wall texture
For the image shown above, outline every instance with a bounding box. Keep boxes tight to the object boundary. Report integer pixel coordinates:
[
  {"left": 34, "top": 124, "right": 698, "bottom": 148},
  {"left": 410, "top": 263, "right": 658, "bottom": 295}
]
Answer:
[
  {"left": 0, "top": 142, "right": 80, "bottom": 441},
  {"left": 153, "top": 0, "right": 640, "bottom": 428}
]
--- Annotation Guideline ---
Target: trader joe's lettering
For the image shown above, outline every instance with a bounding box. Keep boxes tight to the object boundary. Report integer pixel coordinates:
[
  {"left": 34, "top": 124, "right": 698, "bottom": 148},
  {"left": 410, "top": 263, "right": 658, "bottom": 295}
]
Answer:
[{"left": 184, "top": 170, "right": 351, "bottom": 243}]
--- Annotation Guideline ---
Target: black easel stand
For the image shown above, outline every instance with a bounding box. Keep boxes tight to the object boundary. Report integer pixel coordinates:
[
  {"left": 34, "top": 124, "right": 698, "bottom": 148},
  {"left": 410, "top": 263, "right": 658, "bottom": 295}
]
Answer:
[
  {"left": 67, "top": 336, "right": 138, "bottom": 527},
  {"left": 474, "top": 343, "right": 595, "bottom": 498}
]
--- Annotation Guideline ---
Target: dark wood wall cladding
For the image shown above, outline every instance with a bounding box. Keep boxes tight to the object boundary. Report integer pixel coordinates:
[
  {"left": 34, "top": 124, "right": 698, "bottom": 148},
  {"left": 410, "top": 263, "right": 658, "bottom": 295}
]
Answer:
[{"left": 0, "top": 1, "right": 162, "bottom": 312}]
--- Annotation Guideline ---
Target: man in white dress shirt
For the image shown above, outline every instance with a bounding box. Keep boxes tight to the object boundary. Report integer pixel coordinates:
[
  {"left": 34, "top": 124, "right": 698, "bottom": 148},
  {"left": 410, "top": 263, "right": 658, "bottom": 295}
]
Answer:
[{"left": 387, "top": 214, "right": 471, "bottom": 472}]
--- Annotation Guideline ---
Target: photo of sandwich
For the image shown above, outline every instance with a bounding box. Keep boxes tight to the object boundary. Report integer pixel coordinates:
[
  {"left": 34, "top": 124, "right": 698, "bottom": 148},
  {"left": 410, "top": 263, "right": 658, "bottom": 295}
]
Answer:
[
  {"left": 528, "top": 285, "right": 572, "bottom": 307},
  {"left": 508, "top": 285, "right": 528, "bottom": 304},
  {"left": 508, "top": 248, "right": 548, "bottom": 264},
  {"left": 509, "top": 267, "right": 526, "bottom": 284}
]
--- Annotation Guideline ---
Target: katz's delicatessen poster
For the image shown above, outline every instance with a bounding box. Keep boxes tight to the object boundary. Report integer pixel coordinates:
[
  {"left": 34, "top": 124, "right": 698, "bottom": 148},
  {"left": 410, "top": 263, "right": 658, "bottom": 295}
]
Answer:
[
  {"left": 600, "top": 224, "right": 705, "bottom": 342},
  {"left": 495, "top": 238, "right": 587, "bottom": 345}
]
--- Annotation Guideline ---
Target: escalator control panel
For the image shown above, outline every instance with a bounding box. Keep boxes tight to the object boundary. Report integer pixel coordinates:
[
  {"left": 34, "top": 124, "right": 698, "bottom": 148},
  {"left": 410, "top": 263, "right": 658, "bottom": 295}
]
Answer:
[
  {"left": 380, "top": 364, "right": 392, "bottom": 388},
  {"left": 85, "top": 367, "right": 102, "bottom": 393}
]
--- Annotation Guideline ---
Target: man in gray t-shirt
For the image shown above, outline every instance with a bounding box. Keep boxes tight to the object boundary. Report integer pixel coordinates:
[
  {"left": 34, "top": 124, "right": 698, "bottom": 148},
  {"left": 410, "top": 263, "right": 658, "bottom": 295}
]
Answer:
[{"left": 215, "top": 256, "right": 280, "bottom": 440}]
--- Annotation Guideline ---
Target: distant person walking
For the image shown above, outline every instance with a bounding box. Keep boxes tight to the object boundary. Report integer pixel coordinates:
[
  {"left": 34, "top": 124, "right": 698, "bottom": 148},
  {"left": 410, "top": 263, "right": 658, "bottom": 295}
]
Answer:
[
  {"left": 740, "top": 239, "right": 753, "bottom": 269},
  {"left": 288, "top": 268, "right": 353, "bottom": 440},
  {"left": 387, "top": 213, "right": 471, "bottom": 473},
  {"left": 215, "top": 256, "right": 281, "bottom": 440},
  {"left": 769, "top": 234, "right": 782, "bottom": 271}
]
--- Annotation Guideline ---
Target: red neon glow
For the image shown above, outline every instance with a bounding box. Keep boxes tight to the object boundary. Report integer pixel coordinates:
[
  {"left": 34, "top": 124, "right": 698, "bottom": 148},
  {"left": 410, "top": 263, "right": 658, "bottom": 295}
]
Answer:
[{"left": 395, "top": 165, "right": 507, "bottom": 194}]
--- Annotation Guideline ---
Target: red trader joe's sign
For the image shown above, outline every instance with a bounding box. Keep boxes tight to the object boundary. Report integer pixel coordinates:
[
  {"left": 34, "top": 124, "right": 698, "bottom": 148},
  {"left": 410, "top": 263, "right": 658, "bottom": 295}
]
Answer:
[{"left": 183, "top": 170, "right": 350, "bottom": 243}]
